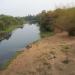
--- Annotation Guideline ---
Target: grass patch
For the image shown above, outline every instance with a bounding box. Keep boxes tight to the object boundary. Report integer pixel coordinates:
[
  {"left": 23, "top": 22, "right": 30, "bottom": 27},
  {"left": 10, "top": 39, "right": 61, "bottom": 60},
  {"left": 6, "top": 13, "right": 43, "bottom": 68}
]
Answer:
[
  {"left": 61, "top": 44, "right": 71, "bottom": 64},
  {"left": 0, "top": 51, "right": 24, "bottom": 70},
  {"left": 41, "top": 32, "right": 54, "bottom": 38},
  {"left": 61, "top": 44, "right": 70, "bottom": 53},
  {"left": 4, "top": 25, "right": 23, "bottom": 32}
]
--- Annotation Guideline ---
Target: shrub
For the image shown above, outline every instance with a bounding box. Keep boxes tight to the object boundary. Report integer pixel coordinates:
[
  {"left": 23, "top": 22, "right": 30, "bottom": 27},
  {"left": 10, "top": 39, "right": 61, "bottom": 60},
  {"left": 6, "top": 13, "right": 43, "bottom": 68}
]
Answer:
[{"left": 54, "top": 7, "right": 75, "bottom": 36}]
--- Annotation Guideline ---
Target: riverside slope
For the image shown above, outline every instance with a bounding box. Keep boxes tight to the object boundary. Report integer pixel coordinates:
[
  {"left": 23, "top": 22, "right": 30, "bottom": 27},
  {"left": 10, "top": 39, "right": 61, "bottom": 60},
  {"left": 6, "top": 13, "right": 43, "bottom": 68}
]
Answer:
[{"left": 1, "top": 32, "right": 75, "bottom": 75}]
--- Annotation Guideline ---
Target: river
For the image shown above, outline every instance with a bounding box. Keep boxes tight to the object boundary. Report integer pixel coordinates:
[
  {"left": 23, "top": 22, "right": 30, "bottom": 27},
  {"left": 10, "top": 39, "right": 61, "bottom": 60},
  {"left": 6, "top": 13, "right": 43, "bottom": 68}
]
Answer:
[{"left": 0, "top": 23, "right": 40, "bottom": 67}]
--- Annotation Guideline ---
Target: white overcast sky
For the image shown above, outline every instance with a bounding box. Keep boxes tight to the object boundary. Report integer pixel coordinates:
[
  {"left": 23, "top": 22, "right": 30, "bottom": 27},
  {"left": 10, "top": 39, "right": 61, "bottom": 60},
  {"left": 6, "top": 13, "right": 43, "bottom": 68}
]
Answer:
[{"left": 0, "top": 0, "right": 75, "bottom": 16}]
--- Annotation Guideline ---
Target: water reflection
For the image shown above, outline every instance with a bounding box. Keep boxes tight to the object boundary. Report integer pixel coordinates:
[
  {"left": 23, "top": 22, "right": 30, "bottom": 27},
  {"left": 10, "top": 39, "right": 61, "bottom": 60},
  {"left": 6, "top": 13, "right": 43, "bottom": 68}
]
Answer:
[
  {"left": 0, "top": 24, "right": 40, "bottom": 67},
  {"left": 0, "top": 32, "right": 12, "bottom": 42}
]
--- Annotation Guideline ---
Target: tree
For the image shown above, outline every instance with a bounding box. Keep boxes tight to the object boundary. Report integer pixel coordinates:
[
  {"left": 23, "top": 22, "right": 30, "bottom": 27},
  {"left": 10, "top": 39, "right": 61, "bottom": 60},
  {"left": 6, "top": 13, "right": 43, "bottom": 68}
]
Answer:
[
  {"left": 37, "top": 10, "right": 53, "bottom": 32},
  {"left": 0, "top": 15, "right": 24, "bottom": 31}
]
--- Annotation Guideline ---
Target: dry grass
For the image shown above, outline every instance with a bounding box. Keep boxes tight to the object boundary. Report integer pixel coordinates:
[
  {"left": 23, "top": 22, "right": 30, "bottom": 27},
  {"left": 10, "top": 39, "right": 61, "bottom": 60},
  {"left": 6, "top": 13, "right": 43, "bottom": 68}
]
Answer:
[{"left": 1, "top": 32, "right": 75, "bottom": 75}]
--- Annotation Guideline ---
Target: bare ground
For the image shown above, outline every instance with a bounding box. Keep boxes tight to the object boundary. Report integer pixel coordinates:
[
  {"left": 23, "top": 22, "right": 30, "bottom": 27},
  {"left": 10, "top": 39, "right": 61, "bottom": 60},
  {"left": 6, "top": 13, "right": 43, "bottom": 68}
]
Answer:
[{"left": 0, "top": 32, "right": 75, "bottom": 75}]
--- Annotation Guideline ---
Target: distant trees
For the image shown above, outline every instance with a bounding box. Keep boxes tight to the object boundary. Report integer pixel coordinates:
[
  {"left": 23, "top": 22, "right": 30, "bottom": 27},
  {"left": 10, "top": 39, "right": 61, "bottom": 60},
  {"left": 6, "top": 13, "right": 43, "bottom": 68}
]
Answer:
[
  {"left": 1, "top": 7, "right": 75, "bottom": 36},
  {"left": 24, "top": 15, "right": 37, "bottom": 23},
  {"left": 0, "top": 20, "right": 5, "bottom": 30},
  {"left": 0, "top": 15, "right": 24, "bottom": 31}
]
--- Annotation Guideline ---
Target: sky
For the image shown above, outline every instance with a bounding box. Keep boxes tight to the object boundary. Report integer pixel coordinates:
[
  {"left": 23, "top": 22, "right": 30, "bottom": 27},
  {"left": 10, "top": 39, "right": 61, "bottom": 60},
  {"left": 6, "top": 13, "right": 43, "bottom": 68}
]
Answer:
[{"left": 0, "top": 0, "right": 75, "bottom": 16}]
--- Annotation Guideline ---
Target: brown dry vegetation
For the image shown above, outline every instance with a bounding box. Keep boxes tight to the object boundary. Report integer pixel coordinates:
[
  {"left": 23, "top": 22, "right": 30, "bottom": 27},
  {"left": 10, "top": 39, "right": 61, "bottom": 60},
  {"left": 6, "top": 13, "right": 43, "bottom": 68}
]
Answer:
[{"left": 0, "top": 32, "right": 75, "bottom": 75}]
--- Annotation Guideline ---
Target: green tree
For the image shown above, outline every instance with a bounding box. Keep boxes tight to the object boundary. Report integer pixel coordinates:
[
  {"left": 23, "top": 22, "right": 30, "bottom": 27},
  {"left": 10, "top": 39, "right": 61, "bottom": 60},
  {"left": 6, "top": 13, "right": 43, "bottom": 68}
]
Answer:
[{"left": 38, "top": 10, "right": 53, "bottom": 32}]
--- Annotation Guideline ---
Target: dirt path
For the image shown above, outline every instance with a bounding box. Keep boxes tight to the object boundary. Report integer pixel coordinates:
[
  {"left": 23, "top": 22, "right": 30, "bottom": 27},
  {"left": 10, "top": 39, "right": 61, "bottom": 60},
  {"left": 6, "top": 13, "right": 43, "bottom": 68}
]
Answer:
[{"left": 1, "top": 32, "right": 75, "bottom": 75}]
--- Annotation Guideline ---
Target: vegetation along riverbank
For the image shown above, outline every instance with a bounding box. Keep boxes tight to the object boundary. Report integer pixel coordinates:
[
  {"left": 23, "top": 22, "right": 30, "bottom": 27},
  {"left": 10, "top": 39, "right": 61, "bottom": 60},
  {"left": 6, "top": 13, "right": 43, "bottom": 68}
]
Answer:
[{"left": 1, "top": 6, "right": 75, "bottom": 75}]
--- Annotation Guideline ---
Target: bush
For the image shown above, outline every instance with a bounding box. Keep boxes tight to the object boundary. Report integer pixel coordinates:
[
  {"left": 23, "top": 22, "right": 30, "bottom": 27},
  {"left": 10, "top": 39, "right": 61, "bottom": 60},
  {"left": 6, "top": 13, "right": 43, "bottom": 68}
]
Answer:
[
  {"left": 37, "top": 7, "right": 75, "bottom": 36},
  {"left": 37, "top": 10, "right": 53, "bottom": 32},
  {"left": 54, "top": 7, "right": 75, "bottom": 36}
]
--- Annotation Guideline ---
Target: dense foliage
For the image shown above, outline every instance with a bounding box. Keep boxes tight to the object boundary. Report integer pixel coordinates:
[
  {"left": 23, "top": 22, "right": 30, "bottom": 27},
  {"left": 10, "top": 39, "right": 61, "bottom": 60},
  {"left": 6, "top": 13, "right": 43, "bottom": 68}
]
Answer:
[
  {"left": 36, "top": 10, "right": 54, "bottom": 32},
  {"left": 36, "top": 7, "right": 75, "bottom": 36},
  {"left": 54, "top": 8, "right": 75, "bottom": 35},
  {"left": 0, "top": 15, "right": 24, "bottom": 31}
]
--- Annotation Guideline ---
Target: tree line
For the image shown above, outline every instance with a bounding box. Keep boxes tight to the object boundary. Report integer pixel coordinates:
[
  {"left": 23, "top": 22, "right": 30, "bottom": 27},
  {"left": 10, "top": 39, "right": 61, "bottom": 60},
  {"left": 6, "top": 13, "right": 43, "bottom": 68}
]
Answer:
[
  {"left": 36, "top": 7, "right": 75, "bottom": 36},
  {"left": 0, "top": 15, "right": 24, "bottom": 31},
  {"left": 0, "top": 7, "right": 75, "bottom": 36}
]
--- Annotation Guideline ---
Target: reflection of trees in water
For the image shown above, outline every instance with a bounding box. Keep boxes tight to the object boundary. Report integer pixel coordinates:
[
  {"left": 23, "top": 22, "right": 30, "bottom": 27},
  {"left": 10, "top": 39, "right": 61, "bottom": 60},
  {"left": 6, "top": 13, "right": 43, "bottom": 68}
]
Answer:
[
  {"left": 0, "top": 32, "right": 12, "bottom": 42},
  {"left": 0, "top": 26, "right": 24, "bottom": 42}
]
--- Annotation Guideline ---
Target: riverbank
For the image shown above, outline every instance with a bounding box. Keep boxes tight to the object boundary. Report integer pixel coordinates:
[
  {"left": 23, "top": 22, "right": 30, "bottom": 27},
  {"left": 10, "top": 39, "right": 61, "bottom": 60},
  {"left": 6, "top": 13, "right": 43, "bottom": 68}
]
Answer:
[
  {"left": 1, "top": 32, "right": 75, "bottom": 75},
  {"left": 0, "top": 51, "right": 24, "bottom": 70},
  {"left": 0, "top": 25, "right": 23, "bottom": 41},
  {"left": 0, "top": 23, "right": 40, "bottom": 71},
  {"left": 0, "top": 25, "right": 23, "bottom": 33}
]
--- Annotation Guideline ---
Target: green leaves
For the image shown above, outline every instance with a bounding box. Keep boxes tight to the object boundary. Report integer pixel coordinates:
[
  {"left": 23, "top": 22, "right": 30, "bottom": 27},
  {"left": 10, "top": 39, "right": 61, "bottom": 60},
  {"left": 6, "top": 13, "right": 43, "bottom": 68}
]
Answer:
[{"left": 0, "top": 15, "right": 23, "bottom": 31}]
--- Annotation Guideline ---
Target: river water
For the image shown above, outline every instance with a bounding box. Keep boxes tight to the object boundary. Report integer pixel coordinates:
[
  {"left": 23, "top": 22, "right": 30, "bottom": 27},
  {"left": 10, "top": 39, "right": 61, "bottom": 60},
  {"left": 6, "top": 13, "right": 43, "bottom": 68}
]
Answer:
[{"left": 0, "top": 23, "right": 40, "bottom": 66}]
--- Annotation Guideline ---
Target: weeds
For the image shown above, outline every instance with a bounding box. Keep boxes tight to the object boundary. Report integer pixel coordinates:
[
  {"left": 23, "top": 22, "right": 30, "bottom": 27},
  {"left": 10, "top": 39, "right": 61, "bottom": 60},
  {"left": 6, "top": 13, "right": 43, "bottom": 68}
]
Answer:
[{"left": 61, "top": 44, "right": 71, "bottom": 64}]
